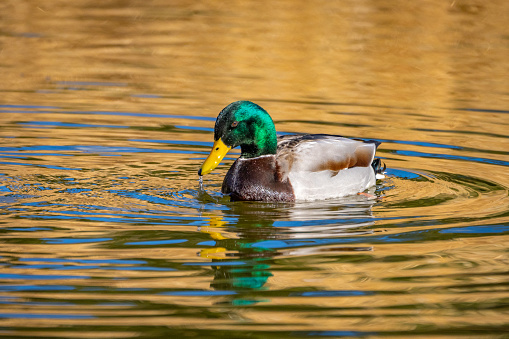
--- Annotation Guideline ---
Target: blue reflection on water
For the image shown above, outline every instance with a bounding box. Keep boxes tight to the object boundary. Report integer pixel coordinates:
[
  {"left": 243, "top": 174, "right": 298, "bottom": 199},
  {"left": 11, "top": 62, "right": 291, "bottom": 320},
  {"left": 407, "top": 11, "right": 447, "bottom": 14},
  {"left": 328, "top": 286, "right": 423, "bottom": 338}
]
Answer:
[
  {"left": 385, "top": 168, "right": 420, "bottom": 179},
  {"left": 296, "top": 290, "right": 372, "bottom": 297},
  {"left": 0, "top": 145, "right": 204, "bottom": 154},
  {"left": 9, "top": 265, "right": 174, "bottom": 271},
  {"left": 19, "top": 121, "right": 129, "bottom": 129},
  {"left": 0, "top": 285, "right": 75, "bottom": 291},
  {"left": 0, "top": 273, "right": 89, "bottom": 280},
  {"left": 395, "top": 150, "right": 509, "bottom": 167},
  {"left": 439, "top": 225, "right": 509, "bottom": 234},
  {"left": 0, "top": 313, "right": 94, "bottom": 319},
  {"left": 126, "top": 239, "right": 187, "bottom": 245},
  {"left": 42, "top": 238, "right": 112, "bottom": 244}
]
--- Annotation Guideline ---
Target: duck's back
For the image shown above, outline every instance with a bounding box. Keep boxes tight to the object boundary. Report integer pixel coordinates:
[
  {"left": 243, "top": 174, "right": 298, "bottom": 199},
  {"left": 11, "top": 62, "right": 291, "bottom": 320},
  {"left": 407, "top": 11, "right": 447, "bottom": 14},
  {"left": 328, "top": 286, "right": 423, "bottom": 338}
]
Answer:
[{"left": 276, "top": 134, "right": 379, "bottom": 200}]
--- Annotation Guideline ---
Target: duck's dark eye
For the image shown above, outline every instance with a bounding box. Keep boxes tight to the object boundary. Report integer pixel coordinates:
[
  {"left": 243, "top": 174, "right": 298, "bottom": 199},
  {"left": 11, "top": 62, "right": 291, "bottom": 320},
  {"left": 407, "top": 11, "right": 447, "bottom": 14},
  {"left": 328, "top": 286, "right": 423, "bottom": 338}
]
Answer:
[{"left": 231, "top": 121, "right": 238, "bottom": 128}]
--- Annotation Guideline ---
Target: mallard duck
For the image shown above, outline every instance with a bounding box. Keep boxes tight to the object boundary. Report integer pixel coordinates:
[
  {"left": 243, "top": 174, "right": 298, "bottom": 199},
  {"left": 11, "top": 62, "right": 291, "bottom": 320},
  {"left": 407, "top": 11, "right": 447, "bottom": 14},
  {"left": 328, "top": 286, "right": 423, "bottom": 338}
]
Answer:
[{"left": 198, "top": 101, "right": 385, "bottom": 201}]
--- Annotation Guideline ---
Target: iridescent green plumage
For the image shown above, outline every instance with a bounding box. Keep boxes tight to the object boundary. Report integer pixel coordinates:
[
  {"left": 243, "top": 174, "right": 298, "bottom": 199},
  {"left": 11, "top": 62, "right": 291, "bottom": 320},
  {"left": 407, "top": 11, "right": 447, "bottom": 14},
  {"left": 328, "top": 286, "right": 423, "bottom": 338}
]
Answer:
[{"left": 214, "top": 101, "right": 277, "bottom": 158}]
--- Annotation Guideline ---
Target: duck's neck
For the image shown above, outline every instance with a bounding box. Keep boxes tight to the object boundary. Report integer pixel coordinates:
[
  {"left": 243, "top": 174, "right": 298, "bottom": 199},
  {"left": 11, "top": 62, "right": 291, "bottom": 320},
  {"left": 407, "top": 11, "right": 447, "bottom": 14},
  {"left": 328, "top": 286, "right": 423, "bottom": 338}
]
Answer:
[{"left": 240, "top": 122, "right": 277, "bottom": 159}]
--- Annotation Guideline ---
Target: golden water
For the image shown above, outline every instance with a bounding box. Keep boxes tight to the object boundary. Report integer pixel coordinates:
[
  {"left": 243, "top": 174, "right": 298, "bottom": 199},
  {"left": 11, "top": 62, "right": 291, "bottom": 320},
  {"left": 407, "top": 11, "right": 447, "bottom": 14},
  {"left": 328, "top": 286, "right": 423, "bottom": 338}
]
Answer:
[{"left": 0, "top": 1, "right": 508, "bottom": 338}]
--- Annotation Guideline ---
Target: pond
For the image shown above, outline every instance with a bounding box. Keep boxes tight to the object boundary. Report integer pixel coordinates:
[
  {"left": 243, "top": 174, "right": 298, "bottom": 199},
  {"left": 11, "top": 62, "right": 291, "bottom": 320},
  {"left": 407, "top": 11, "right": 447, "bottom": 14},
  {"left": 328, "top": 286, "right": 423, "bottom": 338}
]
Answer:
[{"left": 1, "top": 1, "right": 508, "bottom": 338}]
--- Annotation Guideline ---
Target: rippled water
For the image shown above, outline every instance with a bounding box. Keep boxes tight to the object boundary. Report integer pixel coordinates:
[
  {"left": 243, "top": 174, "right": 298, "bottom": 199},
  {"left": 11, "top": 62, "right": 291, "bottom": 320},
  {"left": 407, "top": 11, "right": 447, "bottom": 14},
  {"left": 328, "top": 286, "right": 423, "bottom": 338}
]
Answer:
[{"left": 1, "top": 1, "right": 508, "bottom": 338}]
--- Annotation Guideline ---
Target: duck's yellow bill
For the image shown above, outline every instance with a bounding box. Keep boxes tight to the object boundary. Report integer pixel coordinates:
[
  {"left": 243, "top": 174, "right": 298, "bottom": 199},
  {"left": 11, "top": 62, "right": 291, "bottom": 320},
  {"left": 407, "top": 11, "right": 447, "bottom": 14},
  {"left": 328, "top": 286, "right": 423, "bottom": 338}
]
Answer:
[{"left": 198, "top": 138, "right": 231, "bottom": 176}]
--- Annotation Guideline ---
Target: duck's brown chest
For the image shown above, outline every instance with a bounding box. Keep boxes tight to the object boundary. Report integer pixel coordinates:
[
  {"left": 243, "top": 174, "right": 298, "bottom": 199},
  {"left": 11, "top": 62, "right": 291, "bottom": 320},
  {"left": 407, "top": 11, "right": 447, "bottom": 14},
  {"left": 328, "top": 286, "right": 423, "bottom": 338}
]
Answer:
[{"left": 221, "top": 156, "right": 294, "bottom": 202}]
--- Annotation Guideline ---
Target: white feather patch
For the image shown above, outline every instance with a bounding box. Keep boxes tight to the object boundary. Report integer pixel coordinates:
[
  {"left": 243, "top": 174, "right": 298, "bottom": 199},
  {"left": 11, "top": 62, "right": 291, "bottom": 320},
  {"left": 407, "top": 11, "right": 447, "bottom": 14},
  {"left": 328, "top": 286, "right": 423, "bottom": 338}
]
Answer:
[
  {"left": 288, "top": 138, "right": 376, "bottom": 172},
  {"left": 288, "top": 166, "right": 376, "bottom": 201}
]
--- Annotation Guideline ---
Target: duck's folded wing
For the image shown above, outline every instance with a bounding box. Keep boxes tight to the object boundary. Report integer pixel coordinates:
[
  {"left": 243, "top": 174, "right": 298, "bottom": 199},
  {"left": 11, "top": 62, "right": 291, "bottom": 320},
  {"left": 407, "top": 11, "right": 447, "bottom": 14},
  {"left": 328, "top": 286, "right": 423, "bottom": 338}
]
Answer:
[{"left": 276, "top": 134, "right": 377, "bottom": 178}]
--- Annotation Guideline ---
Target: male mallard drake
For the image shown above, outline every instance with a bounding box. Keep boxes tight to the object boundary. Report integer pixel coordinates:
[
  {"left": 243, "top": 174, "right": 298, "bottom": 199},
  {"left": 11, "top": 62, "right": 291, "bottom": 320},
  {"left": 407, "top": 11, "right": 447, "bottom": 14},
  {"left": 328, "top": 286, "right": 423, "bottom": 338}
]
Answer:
[{"left": 198, "top": 101, "right": 385, "bottom": 201}]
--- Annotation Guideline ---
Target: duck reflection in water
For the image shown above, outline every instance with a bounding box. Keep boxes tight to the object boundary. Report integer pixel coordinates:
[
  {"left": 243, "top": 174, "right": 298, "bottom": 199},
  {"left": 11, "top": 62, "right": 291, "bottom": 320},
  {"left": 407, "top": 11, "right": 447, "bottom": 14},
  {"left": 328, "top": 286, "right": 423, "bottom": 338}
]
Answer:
[{"left": 197, "top": 194, "right": 378, "bottom": 306}]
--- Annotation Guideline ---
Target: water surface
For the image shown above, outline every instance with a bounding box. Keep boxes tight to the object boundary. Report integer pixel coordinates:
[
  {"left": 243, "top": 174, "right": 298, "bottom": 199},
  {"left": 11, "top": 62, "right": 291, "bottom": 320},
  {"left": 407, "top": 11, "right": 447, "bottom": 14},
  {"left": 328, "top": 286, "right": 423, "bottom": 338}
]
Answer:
[{"left": 1, "top": 1, "right": 508, "bottom": 338}]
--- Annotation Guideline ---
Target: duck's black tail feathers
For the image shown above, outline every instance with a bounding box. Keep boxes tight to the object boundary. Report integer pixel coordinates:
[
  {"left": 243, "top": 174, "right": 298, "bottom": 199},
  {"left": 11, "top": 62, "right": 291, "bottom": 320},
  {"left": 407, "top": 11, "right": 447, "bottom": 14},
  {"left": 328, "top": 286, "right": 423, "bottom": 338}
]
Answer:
[{"left": 371, "top": 158, "right": 386, "bottom": 175}]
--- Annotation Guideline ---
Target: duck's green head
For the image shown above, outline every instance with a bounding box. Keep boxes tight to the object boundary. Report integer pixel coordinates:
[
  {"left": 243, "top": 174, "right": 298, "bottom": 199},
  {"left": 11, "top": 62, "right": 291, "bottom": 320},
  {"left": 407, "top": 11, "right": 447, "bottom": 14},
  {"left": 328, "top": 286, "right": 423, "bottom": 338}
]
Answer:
[{"left": 199, "top": 101, "right": 277, "bottom": 176}]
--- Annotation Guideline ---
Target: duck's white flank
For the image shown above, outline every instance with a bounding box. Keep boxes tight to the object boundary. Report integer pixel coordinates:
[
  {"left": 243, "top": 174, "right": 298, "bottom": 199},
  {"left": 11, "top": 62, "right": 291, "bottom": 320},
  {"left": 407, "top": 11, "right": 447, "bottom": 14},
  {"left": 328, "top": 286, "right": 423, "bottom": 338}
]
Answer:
[{"left": 288, "top": 167, "right": 376, "bottom": 201}]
